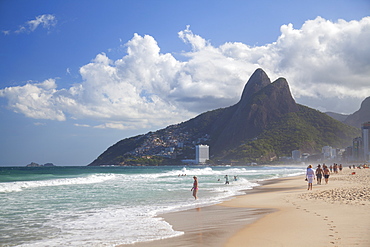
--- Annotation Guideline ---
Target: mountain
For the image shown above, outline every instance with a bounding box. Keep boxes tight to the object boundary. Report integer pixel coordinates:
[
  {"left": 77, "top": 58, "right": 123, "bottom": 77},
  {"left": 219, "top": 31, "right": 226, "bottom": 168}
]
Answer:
[
  {"left": 343, "top": 97, "right": 370, "bottom": 128},
  {"left": 325, "top": 112, "right": 349, "bottom": 122},
  {"left": 210, "top": 71, "right": 299, "bottom": 154},
  {"left": 88, "top": 69, "right": 360, "bottom": 166}
]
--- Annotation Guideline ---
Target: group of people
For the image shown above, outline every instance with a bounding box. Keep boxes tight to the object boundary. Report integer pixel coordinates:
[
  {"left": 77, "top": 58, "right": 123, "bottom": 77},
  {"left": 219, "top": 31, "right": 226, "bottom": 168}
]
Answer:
[
  {"left": 223, "top": 175, "right": 237, "bottom": 184},
  {"left": 349, "top": 164, "right": 369, "bottom": 169},
  {"left": 192, "top": 163, "right": 366, "bottom": 199},
  {"left": 329, "top": 163, "right": 342, "bottom": 173},
  {"left": 191, "top": 174, "right": 238, "bottom": 199},
  {"left": 306, "top": 164, "right": 331, "bottom": 190}
]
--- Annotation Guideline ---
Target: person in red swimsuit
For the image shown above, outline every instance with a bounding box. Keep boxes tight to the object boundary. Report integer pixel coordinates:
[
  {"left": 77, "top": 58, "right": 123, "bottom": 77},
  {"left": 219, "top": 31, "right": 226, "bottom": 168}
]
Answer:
[{"left": 191, "top": 176, "right": 198, "bottom": 199}]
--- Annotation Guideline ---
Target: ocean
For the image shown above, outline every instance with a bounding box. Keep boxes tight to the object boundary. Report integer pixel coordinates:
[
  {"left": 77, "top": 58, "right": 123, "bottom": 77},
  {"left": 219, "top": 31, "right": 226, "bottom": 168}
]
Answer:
[{"left": 0, "top": 165, "right": 306, "bottom": 246}]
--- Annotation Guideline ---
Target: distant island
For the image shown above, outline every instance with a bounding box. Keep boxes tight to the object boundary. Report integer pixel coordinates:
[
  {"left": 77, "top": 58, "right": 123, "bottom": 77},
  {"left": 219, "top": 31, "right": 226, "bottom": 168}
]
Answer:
[
  {"left": 26, "top": 162, "right": 56, "bottom": 167},
  {"left": 88, "top": 68, "right": 364, "bottom": 167}
]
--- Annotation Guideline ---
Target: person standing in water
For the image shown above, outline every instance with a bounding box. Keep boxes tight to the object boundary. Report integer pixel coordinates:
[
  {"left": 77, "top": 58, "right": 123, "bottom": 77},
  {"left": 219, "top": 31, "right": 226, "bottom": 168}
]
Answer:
[
  {"left": 224, "top": 175, "right": 229, "bottom": 184},
  {"left": 191, "top": 176, "right": 198, "bottom": 199},
  {"left": 306, "top": 165, "right": 315, "bottom": 190}
]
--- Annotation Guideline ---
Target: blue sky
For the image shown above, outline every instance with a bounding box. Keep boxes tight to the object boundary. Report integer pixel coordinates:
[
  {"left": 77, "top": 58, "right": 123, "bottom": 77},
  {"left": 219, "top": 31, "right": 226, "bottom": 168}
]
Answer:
[{"left": 0, "top": 0, "right": 369, "bottom": 166}]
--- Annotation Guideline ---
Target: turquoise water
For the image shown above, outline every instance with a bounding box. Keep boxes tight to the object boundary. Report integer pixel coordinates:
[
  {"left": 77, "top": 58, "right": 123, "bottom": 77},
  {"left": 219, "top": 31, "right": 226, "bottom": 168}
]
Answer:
[{"left": 0, "top": 165, "right": 306, "bottom": 246}]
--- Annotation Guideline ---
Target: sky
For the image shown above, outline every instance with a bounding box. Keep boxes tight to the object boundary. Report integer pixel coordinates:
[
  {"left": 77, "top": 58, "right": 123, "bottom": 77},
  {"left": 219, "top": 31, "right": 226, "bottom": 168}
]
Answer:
[{"left": 0, "top": 0, "right": 369, "bottom": 166}]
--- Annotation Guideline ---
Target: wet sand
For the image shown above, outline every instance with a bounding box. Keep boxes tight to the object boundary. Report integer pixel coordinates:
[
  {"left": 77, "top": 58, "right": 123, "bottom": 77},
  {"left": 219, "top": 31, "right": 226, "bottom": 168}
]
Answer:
[{"left": 122, "top": 168, "right": 370, "bottom": 247}]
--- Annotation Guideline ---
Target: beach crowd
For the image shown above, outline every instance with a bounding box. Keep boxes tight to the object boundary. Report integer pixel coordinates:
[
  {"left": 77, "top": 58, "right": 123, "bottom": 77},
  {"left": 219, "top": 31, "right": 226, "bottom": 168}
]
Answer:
[{"left": 303, "top": 163, "right": 370, "bottom": 205}]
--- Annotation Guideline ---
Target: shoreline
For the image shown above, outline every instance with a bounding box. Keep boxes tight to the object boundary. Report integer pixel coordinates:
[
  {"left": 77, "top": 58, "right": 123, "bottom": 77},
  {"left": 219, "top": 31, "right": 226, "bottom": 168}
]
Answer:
[
  {"left": 122, "top": 179, "right": 276, "bottom": 247},
  {"left": 223, "top": 168, "right": 370, "bottom": 247},
  {"left": 123, "top": 168, "right": 370, "bottom": 247}
]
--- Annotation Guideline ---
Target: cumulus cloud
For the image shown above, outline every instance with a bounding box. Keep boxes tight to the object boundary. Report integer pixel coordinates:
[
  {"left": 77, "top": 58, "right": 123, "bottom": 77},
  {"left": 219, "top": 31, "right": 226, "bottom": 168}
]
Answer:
[
  {"left": 15, "top": 14, "right": 57, "bottom": 34},
  {"left": 273, "top": 17, "right": 370, "bottom": 99},
  {"left": 0, "top": 79, "right": 66, "bottom": 120},
  {"left": 1, "top": 17, "right": 369, "bottom": 130}
]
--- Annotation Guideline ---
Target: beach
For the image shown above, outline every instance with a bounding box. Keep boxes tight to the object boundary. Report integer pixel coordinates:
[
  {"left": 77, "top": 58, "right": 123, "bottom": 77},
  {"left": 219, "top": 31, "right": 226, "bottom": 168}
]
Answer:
[{"left": 127, "top": 167, "right": 370, "bottom": 247}]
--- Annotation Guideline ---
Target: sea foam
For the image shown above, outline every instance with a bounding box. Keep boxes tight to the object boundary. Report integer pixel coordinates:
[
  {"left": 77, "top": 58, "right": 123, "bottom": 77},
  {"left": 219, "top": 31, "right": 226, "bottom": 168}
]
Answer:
[{"left": 0, "top": 174, "right": 116, "bottom": 193}]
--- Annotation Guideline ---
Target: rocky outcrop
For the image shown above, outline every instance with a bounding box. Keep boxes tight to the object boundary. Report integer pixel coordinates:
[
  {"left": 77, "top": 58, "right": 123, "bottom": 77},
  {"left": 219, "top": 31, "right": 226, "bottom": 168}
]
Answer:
[
  {"left": 344, "top": 97, "right": 370, "bottom": 128},
  {"left": 211, "top": 72, "right": 299, "bottom": 152}
]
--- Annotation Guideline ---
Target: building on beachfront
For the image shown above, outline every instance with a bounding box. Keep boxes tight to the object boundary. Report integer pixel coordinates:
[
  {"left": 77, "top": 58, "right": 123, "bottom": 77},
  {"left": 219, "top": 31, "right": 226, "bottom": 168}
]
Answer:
[
  {"left": 196, "top": 144, "right": 209, "bottom": 164},
  {"left": 331, "top": 148, "right": 337, "bottom": 160},
  {"left": 322, "top": 146, "right": 333, "bottom": 160},
  {"left": 362, "top": 122, "right": 370, "bottom": 161},
  {"left": 353, "top": 137, "right": 363, "bottom": 161},
  {"left": 292, "top": 150, "right": 301, "bottom": 161},
  {"left": 345, "top": 146, "right": 353, "bottom": 162}
]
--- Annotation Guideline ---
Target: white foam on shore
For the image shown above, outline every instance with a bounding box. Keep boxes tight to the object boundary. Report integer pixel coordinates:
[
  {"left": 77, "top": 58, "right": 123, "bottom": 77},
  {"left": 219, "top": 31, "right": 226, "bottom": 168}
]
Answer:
[{"left": 18, "top": 205, "right": 184, "bottom": 247}]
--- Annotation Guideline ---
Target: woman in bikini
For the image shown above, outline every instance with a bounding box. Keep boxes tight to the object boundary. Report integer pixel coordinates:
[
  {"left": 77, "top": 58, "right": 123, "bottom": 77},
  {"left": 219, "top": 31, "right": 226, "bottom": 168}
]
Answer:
[{"left": 191, "top": 176, "right": 198, "bottom": 199}]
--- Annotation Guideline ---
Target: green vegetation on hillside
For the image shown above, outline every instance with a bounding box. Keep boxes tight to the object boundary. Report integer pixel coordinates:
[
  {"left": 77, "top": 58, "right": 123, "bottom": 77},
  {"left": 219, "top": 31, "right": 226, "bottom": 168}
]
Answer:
[
  {"left": 90, "top": 135, "right": 146, "bottom": 166},
  {"left": 225, "top": 105, "right": 360, "bottom": 162}
]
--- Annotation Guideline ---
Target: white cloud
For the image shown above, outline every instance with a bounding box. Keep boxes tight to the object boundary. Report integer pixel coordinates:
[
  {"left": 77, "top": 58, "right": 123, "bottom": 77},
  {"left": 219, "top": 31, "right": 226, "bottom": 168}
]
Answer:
[
  {"left": 178, "top": 25, "right": 209, "bottom": 51},
  {"left": 15, "top": 14, "right": 57, "bottom": 34},
  {"left": 272, "top": 17, "right": 370, "bottom": 100},
  {"left": 74, "top": 123, "right": 91, "bottom": 128},
  {"left": 93, "top": 123, "right": 135, "bottom": 130},
  {"left": 1, "top": 17, "right": 369, "bottom": 130},
  {"left": 0, "top": 79, "right": 66, "bottom": 121}
]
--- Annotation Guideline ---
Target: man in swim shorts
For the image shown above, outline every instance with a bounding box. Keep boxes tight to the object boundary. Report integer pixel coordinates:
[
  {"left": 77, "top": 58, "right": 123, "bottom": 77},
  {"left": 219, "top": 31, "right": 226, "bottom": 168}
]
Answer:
[
  {"left": 323, "top": 165, "right": 330, "bottom": 184},
  {"left": 316, "top": 164, "right": 323, "bottom": 185}
]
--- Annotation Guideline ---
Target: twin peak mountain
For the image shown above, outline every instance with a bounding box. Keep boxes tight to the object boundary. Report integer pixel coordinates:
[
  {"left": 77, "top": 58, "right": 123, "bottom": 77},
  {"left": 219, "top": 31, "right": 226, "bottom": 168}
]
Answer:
[{"left": 89, "top": 69, "right": 359, "bottom": 166}]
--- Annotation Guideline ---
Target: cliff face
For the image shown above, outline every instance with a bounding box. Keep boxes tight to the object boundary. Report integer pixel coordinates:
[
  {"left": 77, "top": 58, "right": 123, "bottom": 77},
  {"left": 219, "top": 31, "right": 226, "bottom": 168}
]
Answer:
[
  {"left": 88, "top": 68, "right": 359, "bottom": 166},
  {"left": 210, "top": 71, "right": 299, "bottom": 153},
  {"left": 239, "top": 68, "right": 272, "bottom": 104}
]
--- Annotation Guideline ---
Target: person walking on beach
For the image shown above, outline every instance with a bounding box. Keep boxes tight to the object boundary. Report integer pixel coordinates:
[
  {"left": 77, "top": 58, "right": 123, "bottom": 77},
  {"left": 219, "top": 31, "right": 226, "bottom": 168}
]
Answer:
[
  {"left": 306, "top": 165, "right": 315, "bottom": 190},
  {"left": 333, "top": 163, "right": 338, "bottom": 174},
  {"left": 316, "top": 164, "right": 323, "bottom": 185},
  {"left": 191, "top": 176, "right": 198, "bottom": 199},
  {"left": 323, "top": 165, "right": 330, "bottom": 184}
]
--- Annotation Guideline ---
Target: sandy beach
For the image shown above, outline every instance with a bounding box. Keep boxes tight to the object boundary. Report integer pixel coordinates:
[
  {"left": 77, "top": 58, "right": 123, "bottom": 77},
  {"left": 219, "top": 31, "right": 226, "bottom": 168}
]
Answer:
[{"left": 124, "top": 167, "right": 370, "bottom": 247}]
